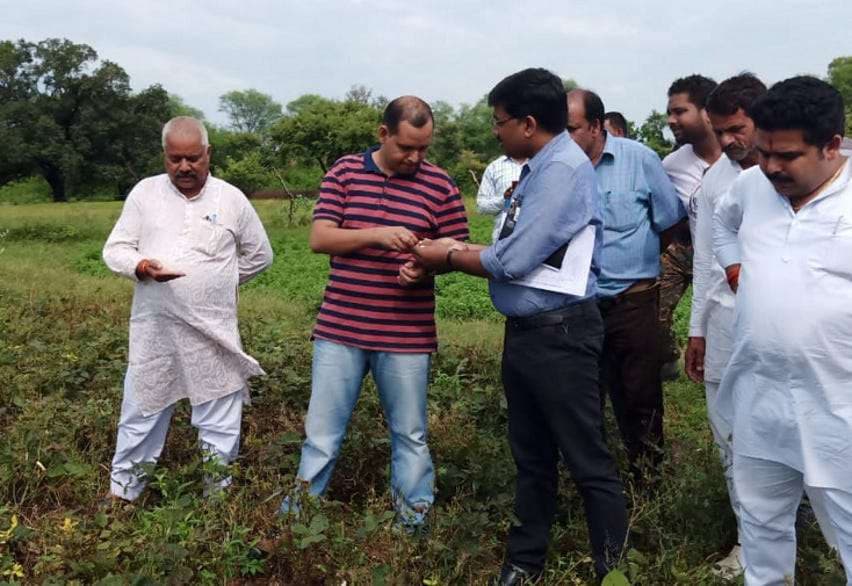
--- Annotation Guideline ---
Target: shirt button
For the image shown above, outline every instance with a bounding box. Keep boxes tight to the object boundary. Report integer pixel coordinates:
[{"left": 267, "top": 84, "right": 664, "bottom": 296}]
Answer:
[{"left": 781, "top": 256, "right": 791, "bottom": 262}]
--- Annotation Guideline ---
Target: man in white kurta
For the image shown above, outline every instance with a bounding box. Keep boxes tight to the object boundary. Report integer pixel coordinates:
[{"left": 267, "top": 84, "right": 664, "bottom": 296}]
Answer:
[
  {"left": 713, "top": 76, "right": 851, "bottom": 585},
  {"left": 103, "top": 116, "right": 273, "bottom": 501},
  {"left": 686, "top": 74, "right": 767, "bottom": 578}
]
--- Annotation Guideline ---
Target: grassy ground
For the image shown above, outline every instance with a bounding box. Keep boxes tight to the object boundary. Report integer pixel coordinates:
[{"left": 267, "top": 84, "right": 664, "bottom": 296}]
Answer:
[{"left": 0, "top": 199, "right": 843, "bottom": 585}]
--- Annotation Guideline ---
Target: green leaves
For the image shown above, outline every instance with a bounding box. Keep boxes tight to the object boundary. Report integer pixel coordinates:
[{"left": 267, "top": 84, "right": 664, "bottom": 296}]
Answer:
[
  {"left": 292, "top": 514, "right": 330, "bottom": 549},
  {"left": 0, "top": 38, "right": 171, "bottom": 201},
  {"left": 602, "top": 568, "right": 631, "bottom": 586}
]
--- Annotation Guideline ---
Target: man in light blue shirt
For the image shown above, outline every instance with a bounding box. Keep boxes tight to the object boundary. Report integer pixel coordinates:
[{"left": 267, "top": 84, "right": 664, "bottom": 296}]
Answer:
[
  {"left": 413, "top": 68, "right": 628, "bottom": 586},
  {"left": 568, "top": 89, "right": 685, "bottom": 489}
]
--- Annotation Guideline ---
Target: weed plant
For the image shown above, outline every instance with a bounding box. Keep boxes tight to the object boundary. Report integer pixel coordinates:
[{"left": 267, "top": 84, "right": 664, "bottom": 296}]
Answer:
[{"left": 0, "top": 200, "right": 843, "bottom": 584}]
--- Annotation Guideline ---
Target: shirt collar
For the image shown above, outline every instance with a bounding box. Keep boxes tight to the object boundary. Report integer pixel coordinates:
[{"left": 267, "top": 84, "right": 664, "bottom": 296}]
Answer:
[
  {"left": 363, "top": 145, "right": 383, "bottom": 174},
  {"left": 363, "top": 145, "right": 423, "bottom": 178},
  {"left": 818, "top": 158, "right": 852, "bottom": 201},
  {"left": 600, "top": 133, "right": 617, "bottom": 163},
  {"left": 525, "top": 131, "right": 570, "bottom": 174}
]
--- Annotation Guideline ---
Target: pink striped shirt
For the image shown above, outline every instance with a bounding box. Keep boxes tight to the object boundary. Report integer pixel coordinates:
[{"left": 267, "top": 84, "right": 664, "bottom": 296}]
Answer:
[{"left": 312, "top": 148, "right": 469, "bottom": 353}]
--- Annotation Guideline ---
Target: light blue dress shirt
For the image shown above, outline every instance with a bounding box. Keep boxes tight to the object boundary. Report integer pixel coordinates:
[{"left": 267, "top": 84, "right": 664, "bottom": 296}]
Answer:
[
  {"left": 480, "top": 131, "right": 603, "bottom": 317},
  {"left": 593, "top": 136, "right": 686, "bottom": 296}
]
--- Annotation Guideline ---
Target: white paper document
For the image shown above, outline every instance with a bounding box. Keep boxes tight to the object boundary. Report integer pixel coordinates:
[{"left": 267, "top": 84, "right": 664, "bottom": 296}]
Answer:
[{"left": 509, "top": 225, "right": 595, "bottom": 296}]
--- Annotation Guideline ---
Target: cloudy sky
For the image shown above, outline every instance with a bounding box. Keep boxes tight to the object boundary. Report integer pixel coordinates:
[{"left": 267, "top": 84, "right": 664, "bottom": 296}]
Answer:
[{"left": 3, "top": 0, "right": 850, "bottom": 127}]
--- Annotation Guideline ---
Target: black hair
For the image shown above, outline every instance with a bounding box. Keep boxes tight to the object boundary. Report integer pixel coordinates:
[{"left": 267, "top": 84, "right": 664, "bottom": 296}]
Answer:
[
  {"left": 668, "top": 74, "right": 718, "bottom": 108},
  {"left": 570, "top": 89, "right": 606, "bottom": 129},
  {"left": 382, "top": 96, "right": 433, "bottom": 134},
  {"left": 487, "top": 68, "right": 567, "bottom": 135},
  {"left": 706, "top": 73, "right": 767, "bottom": 117},
  {"left": 750, "top": 76, "right": 845, "bottom": 147},
  {"left": 604, "top": 111, "right": 628, "bottom": 136}
]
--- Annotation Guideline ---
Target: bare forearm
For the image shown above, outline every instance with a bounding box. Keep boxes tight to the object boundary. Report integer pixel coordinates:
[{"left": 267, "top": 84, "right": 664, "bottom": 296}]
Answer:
[
  {"left": 448, "top": 248, "right": 490, "bottom": 278},
  {"left": 309, "top": 226, "right": 377, "bottom": 255}
]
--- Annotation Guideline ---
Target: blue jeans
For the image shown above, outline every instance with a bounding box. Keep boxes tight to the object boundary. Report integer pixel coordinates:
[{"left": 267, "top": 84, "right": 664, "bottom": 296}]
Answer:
[{"left": 283, "top": 339, "right": 434, "bottom": 525}]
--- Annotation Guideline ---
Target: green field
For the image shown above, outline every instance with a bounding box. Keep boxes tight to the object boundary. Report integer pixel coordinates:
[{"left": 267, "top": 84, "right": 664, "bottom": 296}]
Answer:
[{"left": 0, "top": 200, "right": 842, "bottom": 585}]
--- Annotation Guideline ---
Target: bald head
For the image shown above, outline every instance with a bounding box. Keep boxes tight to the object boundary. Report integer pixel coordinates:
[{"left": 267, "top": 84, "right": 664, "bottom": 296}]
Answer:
[
  {"left": 162, "top": 116, "right": 209, "bottom": 150},
  {"left": 382, "top": 96, "right": 434, "bottom": 134},
  {"left": 566, "top": 89, "right": 607, "bottom": 160},
  {"left": 567, "top": 89, "right": 605, "bottom": 130}
]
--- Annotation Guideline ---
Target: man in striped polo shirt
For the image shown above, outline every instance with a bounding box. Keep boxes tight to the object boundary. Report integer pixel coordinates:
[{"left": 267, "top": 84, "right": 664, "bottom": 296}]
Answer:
[{"left": 281, "top": 96, "right": 469, "bottom": 532}]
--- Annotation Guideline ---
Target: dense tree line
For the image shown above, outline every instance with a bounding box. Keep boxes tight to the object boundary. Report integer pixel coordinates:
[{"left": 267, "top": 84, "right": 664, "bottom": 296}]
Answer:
[{"left": 1, "top": 38, "right": 850, "bottom": 202}]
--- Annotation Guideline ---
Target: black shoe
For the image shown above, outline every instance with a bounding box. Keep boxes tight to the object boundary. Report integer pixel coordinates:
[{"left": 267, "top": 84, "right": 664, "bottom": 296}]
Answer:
[{"left": 490, "top": 564, "right": 541, "bottom": 585}]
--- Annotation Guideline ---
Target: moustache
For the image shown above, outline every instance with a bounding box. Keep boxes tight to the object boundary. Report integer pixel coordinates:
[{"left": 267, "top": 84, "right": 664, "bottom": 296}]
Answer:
[
  {"left": 767, "top": 172, "right": 792, "bottom": 183},
  {"left": 176, "top": 172, "right": 197, "bottom": 179}
]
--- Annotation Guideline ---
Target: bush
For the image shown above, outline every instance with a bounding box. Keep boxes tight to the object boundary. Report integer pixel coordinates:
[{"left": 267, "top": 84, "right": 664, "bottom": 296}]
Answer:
[
  {"left": 0, "top": 177, "right": 52, "bottom": 205},
  {"left": 218, "top": 152, "right": 277, "bottom": 195}
]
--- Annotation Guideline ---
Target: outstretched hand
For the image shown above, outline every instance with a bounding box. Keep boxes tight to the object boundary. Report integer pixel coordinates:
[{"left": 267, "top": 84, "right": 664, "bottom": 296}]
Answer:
[
  {"left": 411, "top": 239, "right": 450, "bottom": 270},
  {"left": 136, "top": 259, "right": 185, "bottom": 282}
]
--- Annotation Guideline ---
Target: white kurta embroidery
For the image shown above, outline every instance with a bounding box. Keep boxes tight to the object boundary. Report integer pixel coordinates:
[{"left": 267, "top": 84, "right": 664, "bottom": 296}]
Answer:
[
  {"left": 103, "top": 174, "right": 273, "bottom": 416},
  {"left": 714, "top": 159, "right": 852, "bottom": 490}
]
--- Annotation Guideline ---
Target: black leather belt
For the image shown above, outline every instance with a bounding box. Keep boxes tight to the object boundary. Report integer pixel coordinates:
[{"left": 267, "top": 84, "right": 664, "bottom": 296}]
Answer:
[{"left": 506, "top": 299, "right": 598, "bottom": 331}]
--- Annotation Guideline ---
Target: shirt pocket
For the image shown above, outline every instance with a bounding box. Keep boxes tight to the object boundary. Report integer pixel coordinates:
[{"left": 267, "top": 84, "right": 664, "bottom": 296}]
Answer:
[
  {"left": 603, "top": 189, "right": 645, "bottom": 232},
  {"left": 190, "top": 218, "right": 234, "bottom": 257},
  {"left": 809, "top": 216, "right": 852, "bottom": 280}
]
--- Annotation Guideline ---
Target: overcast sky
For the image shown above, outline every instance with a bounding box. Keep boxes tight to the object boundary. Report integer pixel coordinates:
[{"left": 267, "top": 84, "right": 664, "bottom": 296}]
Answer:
[{"left": 3, "top": 0, "right": 851, "bottom": 128}]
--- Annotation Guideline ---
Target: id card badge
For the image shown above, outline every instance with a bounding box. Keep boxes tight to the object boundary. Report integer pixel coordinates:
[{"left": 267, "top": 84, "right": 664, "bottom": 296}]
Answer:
[{"left": 498, "top": 196, "right": 522, "bottom": 240}]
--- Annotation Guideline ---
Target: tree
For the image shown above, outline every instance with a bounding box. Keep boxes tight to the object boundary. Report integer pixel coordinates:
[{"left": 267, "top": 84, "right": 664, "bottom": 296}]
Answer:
[
  {"left": 637, "top": 110, "right": 674, "bottom": 158},
  {"left": 167, "top": 94, "right": 204, "bottom": 119},
  {"left": 270, "top": 96, "right": 380, "bottom": 172},
  {"left": 827, "top": 56, "right": 852, "bottom": 134},
  {"left": 217, "top": 151, "right": 274, "bottom": 195},
  {"left": 345, "top": 84, "right": 373, "bottom": 105},
  {"left": 427, "top": 97, "right": 502, "bottom": 194},
  {"left": 563, "top": 78, "right": 579, "bottom": 92},
  {"left": 345, "top": 84, "right": 389, "bottom": 110},
  {"left": 218, "top": 89, "right": 282, "bottom": 133},
  {"left": 0, "top": 38, "right": 172, "bottom": 201}
]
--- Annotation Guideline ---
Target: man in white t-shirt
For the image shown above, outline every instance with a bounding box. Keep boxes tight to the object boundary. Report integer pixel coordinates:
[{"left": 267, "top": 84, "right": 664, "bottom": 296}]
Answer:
[{"left": 658, "top": 75, "right": 721, "bottom": 379}]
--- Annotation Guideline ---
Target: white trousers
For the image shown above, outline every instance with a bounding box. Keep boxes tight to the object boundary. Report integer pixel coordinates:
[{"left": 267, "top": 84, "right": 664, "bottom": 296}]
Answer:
[
  {"left": 705, "top": 381, "right": 742, "bottom": 544},
  {"left": 110, "top": 381, "right": 244, "bottom": 501},
  {"left": 734, "top": 454, "right": 852, "bottom": 585}
]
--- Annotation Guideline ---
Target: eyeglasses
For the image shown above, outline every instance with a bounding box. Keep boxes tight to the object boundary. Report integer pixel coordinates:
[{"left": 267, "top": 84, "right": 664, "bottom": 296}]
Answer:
[{"left": 492, "top": 115, "right": 515, "bottom": 129}]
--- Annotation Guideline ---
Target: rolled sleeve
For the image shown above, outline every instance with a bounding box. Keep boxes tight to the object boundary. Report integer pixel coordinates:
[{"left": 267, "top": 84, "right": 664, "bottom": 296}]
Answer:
[{"left": 484, "top": 161, "right": 596, "bottom": 283}]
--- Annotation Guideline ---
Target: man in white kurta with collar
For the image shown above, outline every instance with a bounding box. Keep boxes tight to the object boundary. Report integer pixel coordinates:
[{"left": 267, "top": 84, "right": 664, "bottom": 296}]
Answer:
[
  {"left": 686, "top": 73, "right": 767, "bottom": 579},
  {"left": 713, "top": 77, "right": 852, "bottom": 585},
  {"left": 103, "top": 116, "right": 273, "bottom": 501}
]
